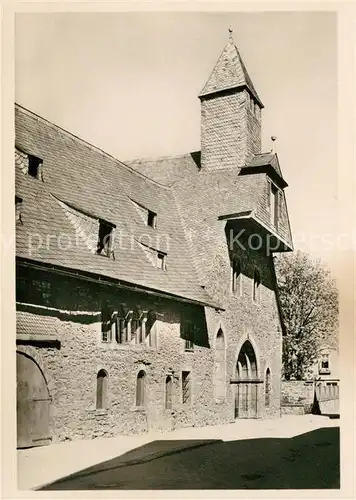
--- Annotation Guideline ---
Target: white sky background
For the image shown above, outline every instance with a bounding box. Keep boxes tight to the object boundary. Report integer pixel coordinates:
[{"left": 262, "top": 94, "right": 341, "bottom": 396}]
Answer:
[{"left": 15, "top": 12, "right": 338, "bottom": 270}]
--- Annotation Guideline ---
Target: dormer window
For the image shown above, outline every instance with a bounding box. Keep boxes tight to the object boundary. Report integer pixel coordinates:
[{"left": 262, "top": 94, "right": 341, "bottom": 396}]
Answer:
[
  {"left": 97, "top": 221, "right": 114, "bottom": 257},
  {"left": 139, "top": 241, "right": 166, "bottom": 271},
  {"left": 147, "top": 210, "right": 157, "bottom": 229},
  {"left": 130, "top": 198, "right": 157, "bottom": 229},
  {"left": 15, "top": 147, "right": 43, "bottom": 180},
  {"left": 28, "top": 154, "right": 43, "bottom": 179},
  {"left": 157, "top": 251, "right": 166, "bottom": 270},
  {"left": 15, "top": 196, "right": 23, "bottom": 223}
]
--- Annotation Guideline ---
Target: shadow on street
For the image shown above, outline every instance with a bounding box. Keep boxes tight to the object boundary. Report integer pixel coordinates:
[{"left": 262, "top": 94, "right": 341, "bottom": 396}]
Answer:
[{"left": 40, "top": 427, "right": 339, "bottom": 490}]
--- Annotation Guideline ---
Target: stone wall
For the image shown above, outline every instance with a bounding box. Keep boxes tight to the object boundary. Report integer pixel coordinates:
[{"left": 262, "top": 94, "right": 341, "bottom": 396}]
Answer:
[
  {"left": 173, "top": 173, "right": 284, "bottom": 422},
  {"left": 17, "top": 250, "right": 284, "bottom": 444},
  {"left": 16, "top": 266, "right": 230, "bottom": 443},
  {"left": 281, "top": 380, "right": 315, "bottom": 414}
]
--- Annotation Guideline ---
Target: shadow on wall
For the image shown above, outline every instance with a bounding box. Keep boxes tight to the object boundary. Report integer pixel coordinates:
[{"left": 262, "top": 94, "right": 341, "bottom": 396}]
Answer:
[
  {"left": 39, "top": 427, "right": 340, "bottom": 490},
  {"left": 17, "top": 302, "right": 100, "bottom": 325}
]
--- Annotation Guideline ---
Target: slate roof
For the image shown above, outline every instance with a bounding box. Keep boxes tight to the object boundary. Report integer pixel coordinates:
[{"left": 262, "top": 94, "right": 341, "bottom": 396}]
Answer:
[
  {"left": 128, "top": 152, "right": 293, "bottom": 255},
  {"left": 199, "top": 39, "right": 263, "bottom": 107},
  {"left": 15, "top": 104, "right": 220, "bottom": 309},
  {"left": 17, "top": 310, "right": 59, "bottom": 339},
  {"left": 126, "top": 152, "right": 201, "bottom": 187},
  {"left": 241, "top": 152, "right": 288, "bottom": 188}
]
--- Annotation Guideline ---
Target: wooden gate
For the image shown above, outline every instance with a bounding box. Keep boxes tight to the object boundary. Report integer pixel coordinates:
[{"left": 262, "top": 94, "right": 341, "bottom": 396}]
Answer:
[
  {"left": 17, "top": 352, "right": 51, "bottom": 448},
  {"left": 234, "top": 381, "right": 259, "bottom": 418}
]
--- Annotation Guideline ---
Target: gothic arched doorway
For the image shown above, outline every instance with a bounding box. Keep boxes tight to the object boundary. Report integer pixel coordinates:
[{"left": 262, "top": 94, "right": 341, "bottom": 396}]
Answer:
[
  {"left": 234, "top": 341, "right": 259, "bottom": 418},
  {"left": 17, "top": 352, "right": 51, "bottom": 448}
]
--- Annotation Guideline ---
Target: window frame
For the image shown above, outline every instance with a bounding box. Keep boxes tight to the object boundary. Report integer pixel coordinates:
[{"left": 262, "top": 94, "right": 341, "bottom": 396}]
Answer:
[
  {"left": 319, "top": 353, "right": 330, "bottom": 373},
  {"left": 147, "top": 210, "right": 157, "bottom": 229},
  {"left": 136, "top": 370, "right": 146, "bottom": 407},
  {"left": 27, "top": 154, "right": 43, "bottom": 180},
  {"left": 182, "top": 371, "right": 191, "bottom": 405},
  {"left": 96, "top": 369, "right": 108, "bottom": 410},
  {"left": 165, "top": 375, "right": 173, "bottom": 410},
  {"left": 157, "top": 251, "right": 166, "bottom": 270},
  {"left": 97, "top": 220, "right": 114, "bottom": 257}
]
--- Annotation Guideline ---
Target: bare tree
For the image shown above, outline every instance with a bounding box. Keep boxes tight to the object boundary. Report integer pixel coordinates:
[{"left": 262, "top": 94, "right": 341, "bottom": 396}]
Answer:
[{"left": 275, "top": 250, "right": 338, "bottom": 380}]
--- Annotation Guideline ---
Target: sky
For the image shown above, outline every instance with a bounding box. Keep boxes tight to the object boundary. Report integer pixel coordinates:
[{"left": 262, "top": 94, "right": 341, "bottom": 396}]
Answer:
[{"left": 15, "top": 11, "right": 338, "bottom": 269}]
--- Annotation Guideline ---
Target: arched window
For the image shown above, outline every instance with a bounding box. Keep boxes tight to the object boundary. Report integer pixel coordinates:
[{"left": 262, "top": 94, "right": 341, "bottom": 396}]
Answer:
[
  {"left": 96, "top": 370, "right": 108, "bottom": 409},
  {"left": 253, "top": 269, "right": 261, "bottom": 303},
  {"left": 265, "top": 368, "right": 271, "bottom": 407},
  {"left": 136, "top": 370, "right": 146, "bottom": 406},
  {"left": 235, "top": 341, "right": 258, "bottom": 418},
  {"left": 214, "top": 329, "right": 226, "bottom": 400},
  {"left": 165, "top": 375, "right": 173, "bottom": 409}
]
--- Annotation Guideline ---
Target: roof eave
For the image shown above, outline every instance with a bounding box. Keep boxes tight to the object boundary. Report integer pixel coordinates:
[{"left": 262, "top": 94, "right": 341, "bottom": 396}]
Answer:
[
  {"left": 239, "top": 165, "right": 288, "bottom": 188},
  {"left": 198, "top": 84, "right": 264, "bottom": 108},
  {"left": 218, "top": 212, "right": 293, "bottom": 253},
  {"left": 16, "top": 257, "right": 224, "bottom": 311}
]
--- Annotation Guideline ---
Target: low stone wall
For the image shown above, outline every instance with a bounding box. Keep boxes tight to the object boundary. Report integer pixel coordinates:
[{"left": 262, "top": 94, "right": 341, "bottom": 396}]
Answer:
[
  {"left": 281, "top": 380, "right": 315, "bottom": 414},
  {"left": 281, "top": 404, "right": 305, "bottom": 416}
]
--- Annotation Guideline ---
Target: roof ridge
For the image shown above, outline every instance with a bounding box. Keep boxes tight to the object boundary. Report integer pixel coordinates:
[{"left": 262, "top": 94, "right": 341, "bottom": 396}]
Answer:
[
  {"left": 125, "top": 151, "right": 198, "bottom": 164},
  {"left": 15, "top": 103, "right": 171, "bottom": 190}
]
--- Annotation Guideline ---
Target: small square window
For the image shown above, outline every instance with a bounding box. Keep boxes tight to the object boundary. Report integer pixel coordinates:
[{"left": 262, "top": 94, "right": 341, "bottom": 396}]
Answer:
[
  {"left": 320, "top": 354, "right": 329, "bottom": 369},
  {"left": 28, "top": 154, "right": 43, "bottom": 179},
  {"left": 157, "top": 252, "right": 166, "bottom": 270},
  {"left": 97, "top": 222, "right": 114, "bottom": 257},
  {"left": 147, "top": 210, "right": 157, "bottom": 229}
]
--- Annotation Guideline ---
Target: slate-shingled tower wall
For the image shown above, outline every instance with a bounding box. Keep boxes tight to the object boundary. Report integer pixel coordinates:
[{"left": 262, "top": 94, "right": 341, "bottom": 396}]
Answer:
[{"left": 199, "top": 39, "right": 263, "bottom": 171}]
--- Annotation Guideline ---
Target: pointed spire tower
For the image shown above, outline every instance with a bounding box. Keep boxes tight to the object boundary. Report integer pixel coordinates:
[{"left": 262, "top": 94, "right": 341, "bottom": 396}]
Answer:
[{"left": 199, "top": 30, "right": 264, "bottom": 171}]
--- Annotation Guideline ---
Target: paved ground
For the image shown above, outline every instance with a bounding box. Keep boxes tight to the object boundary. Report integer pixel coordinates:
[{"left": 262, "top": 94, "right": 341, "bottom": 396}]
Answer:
[{"left": 18, "top": 415, "right": 340, "bottom": 491}]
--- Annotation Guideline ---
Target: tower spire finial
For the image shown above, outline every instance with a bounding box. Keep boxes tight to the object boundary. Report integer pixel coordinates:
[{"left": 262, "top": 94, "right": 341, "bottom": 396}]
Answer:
[{"left": 228, "top": 26, "right": 233, "bottom": 42}]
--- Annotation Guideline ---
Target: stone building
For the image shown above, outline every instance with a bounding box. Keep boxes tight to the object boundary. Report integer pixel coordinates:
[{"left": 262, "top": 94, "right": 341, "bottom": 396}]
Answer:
[{"left": 15, "top": 35, "right": 293, "bottom": 447}]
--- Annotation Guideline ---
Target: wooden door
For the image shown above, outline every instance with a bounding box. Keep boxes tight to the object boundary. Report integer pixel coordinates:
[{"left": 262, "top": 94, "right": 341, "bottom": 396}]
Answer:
[
  {"left": 235, "top": 382, "right": 258, "bottom": 418},
  {"left": 17, "top": 352, "right": 51, "bottom": 448},
  {"left": 234, "top": 341, "right": 259, "bottom": 418}
]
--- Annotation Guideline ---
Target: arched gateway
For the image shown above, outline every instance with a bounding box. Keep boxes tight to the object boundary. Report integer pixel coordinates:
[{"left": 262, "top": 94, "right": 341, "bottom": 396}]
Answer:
[
  {"left": 234, "top": 341, "right": 260, "bottom": 418},
  {"left": 17, "top": 352, "right": 51, "bottom": 448}
]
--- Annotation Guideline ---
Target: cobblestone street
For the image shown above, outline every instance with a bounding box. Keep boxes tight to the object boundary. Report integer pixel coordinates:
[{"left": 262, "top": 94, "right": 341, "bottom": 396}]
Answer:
[
  {"left": 40, "top": 426, "right": 340, "bottom": 490},
  {"left": 18, "top": 415, "right": 340, "bottom": 491}
]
